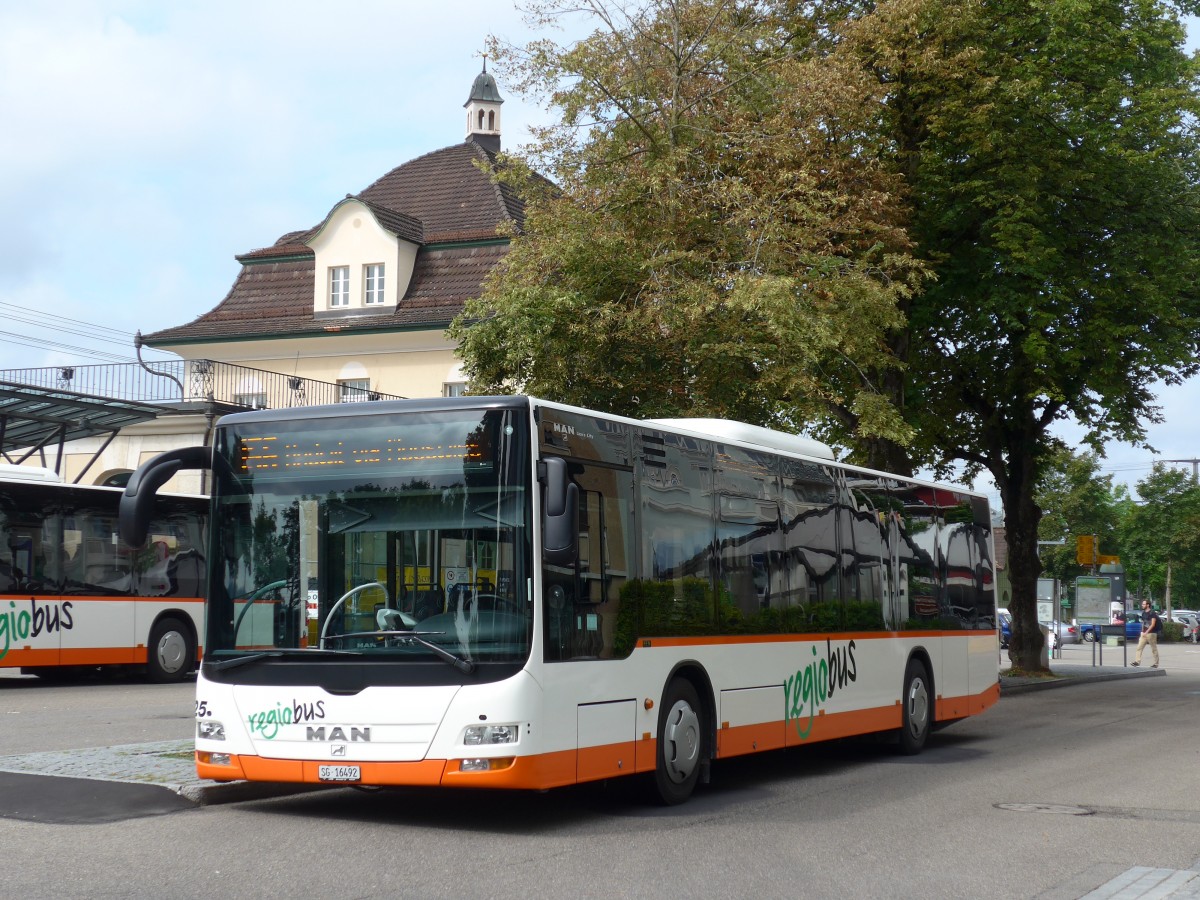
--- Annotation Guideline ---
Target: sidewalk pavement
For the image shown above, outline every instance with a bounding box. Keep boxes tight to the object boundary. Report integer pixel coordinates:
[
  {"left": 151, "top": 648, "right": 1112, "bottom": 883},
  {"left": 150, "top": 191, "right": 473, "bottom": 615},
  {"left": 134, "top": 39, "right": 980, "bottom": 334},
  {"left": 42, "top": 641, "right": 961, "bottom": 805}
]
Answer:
[
  {"left": 1001, "top": 635, "right": 1196, "bottom": 694},
  {"left": 0, "top": 642, "right": 1184, "bottom": 806}
]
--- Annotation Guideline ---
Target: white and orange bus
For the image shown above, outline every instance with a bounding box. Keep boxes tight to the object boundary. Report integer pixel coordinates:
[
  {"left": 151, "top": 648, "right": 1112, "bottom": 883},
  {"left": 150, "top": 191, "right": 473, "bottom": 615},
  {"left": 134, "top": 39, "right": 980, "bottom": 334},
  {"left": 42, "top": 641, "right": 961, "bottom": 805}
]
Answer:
[
  {"left": 120, "top": 396, "right": 998, "bottom": 803},
  {"left": 0, "top": 464, "right": 206, "bottom": 681}
]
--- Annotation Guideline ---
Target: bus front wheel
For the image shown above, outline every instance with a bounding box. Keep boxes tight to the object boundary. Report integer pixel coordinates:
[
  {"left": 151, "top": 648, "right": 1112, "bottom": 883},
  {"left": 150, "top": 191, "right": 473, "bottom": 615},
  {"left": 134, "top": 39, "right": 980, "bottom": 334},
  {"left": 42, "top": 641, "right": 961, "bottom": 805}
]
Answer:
[
  {"left": 654, "top": 679, "right": 704, "bottom": 805},
  {"left": 147, "top": 617, "right": 194, "bottom": 683},
  {"left": 897, "top": 658, "right": 931, "bottom": 755}
]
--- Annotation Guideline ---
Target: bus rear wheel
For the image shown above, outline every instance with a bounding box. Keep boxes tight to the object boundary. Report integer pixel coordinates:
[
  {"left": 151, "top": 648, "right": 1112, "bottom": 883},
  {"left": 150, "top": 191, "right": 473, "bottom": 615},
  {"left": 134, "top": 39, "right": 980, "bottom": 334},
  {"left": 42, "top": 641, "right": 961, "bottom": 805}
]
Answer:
[
  {"left": 897, "top": 658, "right": 931, "bottom": 755},
  {"left": 147, "top": 617, "right": 194, "bottom": 683},
  {"left": 654, "top": 679, "right": 704, "bottom": 805}
]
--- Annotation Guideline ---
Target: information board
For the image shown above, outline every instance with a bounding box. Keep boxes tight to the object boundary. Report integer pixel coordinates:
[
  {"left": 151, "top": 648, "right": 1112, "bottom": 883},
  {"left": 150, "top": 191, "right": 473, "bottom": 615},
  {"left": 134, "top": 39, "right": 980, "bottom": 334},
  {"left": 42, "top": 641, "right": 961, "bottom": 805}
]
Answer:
[{"left": 1075, "top": 575, "right": 1112, "bottom": 623}]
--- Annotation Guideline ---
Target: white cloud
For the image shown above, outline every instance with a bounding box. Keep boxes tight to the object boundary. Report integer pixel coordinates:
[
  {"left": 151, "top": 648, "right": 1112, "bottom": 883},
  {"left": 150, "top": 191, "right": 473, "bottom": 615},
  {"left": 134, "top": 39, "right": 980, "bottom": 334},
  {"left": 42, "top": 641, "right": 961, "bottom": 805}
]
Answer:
[{"left": 0, "top": 0, "right": 569, "bottom": 370}]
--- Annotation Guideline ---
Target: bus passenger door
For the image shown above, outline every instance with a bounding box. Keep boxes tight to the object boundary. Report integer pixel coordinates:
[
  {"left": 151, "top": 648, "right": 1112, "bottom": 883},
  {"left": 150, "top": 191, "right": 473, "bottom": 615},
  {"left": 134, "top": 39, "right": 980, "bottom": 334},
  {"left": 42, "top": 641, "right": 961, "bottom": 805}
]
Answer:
[{"left": 2, "top": 501, "right": 61, "bottom": 668}]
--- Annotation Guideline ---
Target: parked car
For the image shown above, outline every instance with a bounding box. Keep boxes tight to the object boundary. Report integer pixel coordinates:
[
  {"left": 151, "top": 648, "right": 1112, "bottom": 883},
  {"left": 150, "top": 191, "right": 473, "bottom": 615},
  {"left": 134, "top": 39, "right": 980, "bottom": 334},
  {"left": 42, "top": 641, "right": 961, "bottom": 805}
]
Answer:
[
  {"left": 1178, "top": 612, "right": 1199, "bottom": 643},
  {"left": 1080, "top": 610, "right": 1164, "bottom": 642},
  {"left": 995, "top": 612, "right": 1076, "bottom": 645},
  {"left": 1042, "top": 620, "right": 1081, "bottom": 645},
  {"left": 1169, "top": 609, "right": 1197, "bottom": 624}
]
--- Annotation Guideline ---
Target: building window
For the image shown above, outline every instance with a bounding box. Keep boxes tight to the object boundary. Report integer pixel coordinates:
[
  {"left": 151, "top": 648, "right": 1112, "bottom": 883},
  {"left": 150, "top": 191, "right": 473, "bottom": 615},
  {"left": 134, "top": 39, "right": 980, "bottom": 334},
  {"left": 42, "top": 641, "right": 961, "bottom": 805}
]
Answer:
[
  {"left": 235, "top": 392, "right": 268, "bottom": 409},
  {"left": 443, "top": 382, "right": 467, "bottom": 398},
  {"left": 487, "top": 110, "right": 495, "bottom": 130},
  {"left": 364, "top": 264, "right": 385, "bottom": 305},
  {"left": 329, "top": 267, "right": 350, "bottom": 307},
  {"left": 339, "top": 378, "right": 371, "bottom": 403}
]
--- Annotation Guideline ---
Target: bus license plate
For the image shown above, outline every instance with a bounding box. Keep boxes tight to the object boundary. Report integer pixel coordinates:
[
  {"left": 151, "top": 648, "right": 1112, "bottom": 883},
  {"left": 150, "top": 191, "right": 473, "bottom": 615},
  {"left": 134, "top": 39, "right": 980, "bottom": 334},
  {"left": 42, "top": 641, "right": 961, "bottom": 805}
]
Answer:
[{"left": 318, "top": 765, "right": 361, "bottom": 783}]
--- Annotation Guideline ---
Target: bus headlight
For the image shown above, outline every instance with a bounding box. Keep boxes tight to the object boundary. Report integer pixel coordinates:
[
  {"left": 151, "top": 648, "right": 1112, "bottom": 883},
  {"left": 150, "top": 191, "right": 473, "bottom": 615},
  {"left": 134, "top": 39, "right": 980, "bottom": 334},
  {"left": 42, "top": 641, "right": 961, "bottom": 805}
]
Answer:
[
  {"left": 460, "top": 757, "right": 515, "bottom": 772},
  {"left": 463, "top": 724, "right": 519, "bottom": 745},
  {"left": 197, "top": 720, "right": 226, "bottom": 741}
]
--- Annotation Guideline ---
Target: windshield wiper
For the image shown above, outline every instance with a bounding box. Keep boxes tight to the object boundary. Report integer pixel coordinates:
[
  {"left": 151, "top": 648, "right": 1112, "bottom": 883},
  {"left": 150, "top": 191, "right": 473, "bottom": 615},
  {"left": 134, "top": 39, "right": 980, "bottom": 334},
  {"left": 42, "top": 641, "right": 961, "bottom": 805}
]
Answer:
[
  {"left": 206, "top": 648, "right": 363, "bottom": 672},
  {"left": 375, "top": 630, "right": 476, "bottom": 674}
]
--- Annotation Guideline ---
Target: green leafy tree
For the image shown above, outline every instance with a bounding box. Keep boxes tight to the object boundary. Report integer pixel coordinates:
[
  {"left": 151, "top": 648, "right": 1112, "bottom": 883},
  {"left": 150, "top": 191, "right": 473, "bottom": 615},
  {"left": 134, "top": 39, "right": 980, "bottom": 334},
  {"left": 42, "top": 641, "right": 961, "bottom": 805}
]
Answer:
[
  {"left": 452, "top": 0, "right": 921, "bottom": 444},
  {"left": 456, "top": 0, "right": 1200, "bottom": 675},
  {"left": 1034, "top": 449, "right": 1123, "bottom": 594},
  {"left": 838, "top": 0, "right": 1200, "bottom": 670},
  {"left": 1119, "top": 466, "right": 1200, "bottom": 609}
]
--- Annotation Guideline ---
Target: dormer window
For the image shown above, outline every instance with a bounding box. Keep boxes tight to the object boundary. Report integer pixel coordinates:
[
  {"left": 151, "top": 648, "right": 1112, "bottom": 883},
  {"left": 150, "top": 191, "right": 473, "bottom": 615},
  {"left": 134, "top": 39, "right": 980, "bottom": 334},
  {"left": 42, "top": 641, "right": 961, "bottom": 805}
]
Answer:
[
  {"left": 307, "top": 198, "right": 418, "bottom": 316},
  {"left": 364, "top": 264, "right": 385, "bottom": 305},
  {"left": 329, "top": 267, "right": 350, "bottom": 307}
]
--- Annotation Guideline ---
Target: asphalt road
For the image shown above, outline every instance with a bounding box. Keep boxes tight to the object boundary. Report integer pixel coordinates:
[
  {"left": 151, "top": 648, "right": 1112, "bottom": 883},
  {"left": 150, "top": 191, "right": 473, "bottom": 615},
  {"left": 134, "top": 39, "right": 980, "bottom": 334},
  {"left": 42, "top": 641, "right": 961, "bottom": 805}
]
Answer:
[
  {"left": 1, "top": 654, "right": 1198, "bottom": 899},
  {"left": 0, "top": 669, "right": 195, "bottom": 754}
]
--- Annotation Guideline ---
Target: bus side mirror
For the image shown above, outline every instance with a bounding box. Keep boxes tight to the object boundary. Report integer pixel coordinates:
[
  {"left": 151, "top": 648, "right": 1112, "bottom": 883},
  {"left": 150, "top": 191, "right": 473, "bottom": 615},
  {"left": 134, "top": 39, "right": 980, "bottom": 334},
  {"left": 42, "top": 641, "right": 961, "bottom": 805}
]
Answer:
[
  {"left": 540, "top": 456, "right": 578, "bottom": 567},
  {"left": 119, "top": 446, "right": 211, "bottom": 547}
]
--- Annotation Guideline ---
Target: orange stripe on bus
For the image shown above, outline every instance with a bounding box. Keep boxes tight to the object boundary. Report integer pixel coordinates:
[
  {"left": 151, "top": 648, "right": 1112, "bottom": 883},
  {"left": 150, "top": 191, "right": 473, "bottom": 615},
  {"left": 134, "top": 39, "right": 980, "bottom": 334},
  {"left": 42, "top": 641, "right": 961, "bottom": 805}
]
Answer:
[
  {"left": 936, "top": 681, "right": 1001, "bottom": 721},
  {"left": 0, "top": 647, "right": 144, "bottom": 666},
  {"left": 197, "top": 686, "right": 995, "bottom": 792},
  {"left": 1, "top": 644, "right": 201, "bottom": 667}
]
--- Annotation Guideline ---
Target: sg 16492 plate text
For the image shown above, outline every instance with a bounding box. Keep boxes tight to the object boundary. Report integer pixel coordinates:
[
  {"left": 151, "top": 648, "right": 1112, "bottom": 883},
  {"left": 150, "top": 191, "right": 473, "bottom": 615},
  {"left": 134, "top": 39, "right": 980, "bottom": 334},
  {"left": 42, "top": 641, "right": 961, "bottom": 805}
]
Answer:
[{"left": 318, "top": 765, "right": 361, "bottom": 782}]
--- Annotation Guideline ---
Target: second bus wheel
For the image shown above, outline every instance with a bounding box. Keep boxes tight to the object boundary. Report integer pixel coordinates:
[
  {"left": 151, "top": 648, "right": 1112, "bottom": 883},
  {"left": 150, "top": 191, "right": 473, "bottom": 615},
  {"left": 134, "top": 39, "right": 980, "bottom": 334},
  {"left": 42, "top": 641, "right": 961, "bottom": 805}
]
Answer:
[
  {"left": 654, "top": 678, "right": 704, "bottom": 805},
  {"left": 897, "top": 658, "right": 932, "bottom": 755},
  {"left": 147, "top": 617, "right": 194, "bottom": 683}
]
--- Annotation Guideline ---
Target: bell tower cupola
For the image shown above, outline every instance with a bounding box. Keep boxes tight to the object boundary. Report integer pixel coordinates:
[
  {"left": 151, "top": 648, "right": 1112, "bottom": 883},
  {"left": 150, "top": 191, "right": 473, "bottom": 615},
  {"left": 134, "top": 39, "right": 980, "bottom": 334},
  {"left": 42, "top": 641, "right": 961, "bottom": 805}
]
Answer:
[{"left": 464, "top": 56, "right": 504, "bottom": 154}]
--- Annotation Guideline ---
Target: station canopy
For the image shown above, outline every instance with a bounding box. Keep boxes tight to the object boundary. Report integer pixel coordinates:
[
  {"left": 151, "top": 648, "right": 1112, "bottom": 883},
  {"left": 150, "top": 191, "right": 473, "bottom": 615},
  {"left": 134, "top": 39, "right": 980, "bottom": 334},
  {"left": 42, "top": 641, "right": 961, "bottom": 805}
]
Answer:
[{"left": 0, "top": 380, "right": 162, "bottom": 474}]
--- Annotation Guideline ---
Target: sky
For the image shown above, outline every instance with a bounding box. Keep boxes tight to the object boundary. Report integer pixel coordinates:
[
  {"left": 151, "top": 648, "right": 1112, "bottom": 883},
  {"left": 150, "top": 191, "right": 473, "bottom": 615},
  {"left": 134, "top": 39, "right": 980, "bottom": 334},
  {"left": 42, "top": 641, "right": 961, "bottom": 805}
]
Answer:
[{"left": 0, "top": 1, "right": 1197, "bottom": 506}]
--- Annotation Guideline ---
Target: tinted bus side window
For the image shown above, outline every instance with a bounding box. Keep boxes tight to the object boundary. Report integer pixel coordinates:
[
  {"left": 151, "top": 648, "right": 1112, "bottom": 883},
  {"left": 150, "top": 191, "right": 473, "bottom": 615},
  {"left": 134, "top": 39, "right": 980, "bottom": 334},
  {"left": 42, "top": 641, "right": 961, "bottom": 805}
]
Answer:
[
  {"left": 61, "top": 506, "right": 132, "bottom": 596},
  {"left": 539, "top": 410, "right": 635, "bottom": 662},
  {"left": 714, "top": 442, "right": 782, "bottom": 632},
  {"left": 778, "top": 460, "right": 840, "bottom": 627},
  {"left": 841, "top": 474, "right": 895, "bottom": 631},
  {"left": 0, "top": 484, "right": 55, "bottom": 597},
  {"left": 631, "top": 430, "right": 715, "bottom": 641},
  {"left": 543, "top": 462, "right": 635, "bottom": 661}
]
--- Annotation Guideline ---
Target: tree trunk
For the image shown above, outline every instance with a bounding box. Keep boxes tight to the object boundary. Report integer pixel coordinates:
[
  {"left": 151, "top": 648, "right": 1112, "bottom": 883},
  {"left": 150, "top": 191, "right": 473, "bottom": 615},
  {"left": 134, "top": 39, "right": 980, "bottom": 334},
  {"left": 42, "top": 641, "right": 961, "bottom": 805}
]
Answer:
[{"left": 1000, "top": 470, "right": 1047, "bottom": 672}]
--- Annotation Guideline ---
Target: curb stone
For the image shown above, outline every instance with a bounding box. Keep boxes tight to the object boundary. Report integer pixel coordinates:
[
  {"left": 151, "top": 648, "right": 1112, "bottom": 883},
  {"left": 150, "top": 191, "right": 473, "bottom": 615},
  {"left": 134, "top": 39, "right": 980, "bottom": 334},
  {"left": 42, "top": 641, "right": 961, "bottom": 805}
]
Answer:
[
  {"left": 0, "top": 740, "right": 321, "bottom": 806},
  {"left": 1000, "top": 665, "right": 1165, "bottom": 695}
]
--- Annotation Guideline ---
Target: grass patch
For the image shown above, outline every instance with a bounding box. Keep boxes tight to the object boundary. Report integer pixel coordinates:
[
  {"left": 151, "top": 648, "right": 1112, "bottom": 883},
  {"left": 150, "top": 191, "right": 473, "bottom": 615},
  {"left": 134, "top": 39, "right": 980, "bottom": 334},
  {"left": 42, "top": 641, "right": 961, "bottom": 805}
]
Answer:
[
  {"left": 154, "top": 751, "right": 197, "bottom": 762},
  {"left": 1000, "top": 667, "right": 1057, "bottom": 679}
]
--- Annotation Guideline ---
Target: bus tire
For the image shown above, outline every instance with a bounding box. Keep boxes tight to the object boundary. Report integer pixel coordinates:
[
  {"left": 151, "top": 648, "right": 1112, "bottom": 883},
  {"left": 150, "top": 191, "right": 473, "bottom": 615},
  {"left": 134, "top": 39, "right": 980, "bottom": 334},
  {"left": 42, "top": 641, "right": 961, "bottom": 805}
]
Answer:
[
  {"left": 654, "top": 678, "right": 704, "bottom": 805},
  {"left": 897, "top": 658, "right": 931, "bottom": 755},
  {"left": 147, "top": 617, "right": 194, "bottom": 683}
]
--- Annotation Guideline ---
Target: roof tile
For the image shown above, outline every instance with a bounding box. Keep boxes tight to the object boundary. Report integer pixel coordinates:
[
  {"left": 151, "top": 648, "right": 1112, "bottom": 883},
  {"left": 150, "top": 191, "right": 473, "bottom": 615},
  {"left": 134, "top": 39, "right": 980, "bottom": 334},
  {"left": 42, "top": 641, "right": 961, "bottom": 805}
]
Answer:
[{"left": 147, "top": 139, "right": 517, "bottom": 345}]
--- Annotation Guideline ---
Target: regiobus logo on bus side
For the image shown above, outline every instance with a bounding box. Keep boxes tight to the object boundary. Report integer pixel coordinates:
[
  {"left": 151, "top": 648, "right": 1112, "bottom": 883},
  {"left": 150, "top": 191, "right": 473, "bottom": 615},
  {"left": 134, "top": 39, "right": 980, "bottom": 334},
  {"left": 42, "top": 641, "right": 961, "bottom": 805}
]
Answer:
[
  {"left": 0, "top": 599, "right": 74, "bottom": 662},
  {"left": 784, "top": 638, "right": 859, "bottom": 740}
]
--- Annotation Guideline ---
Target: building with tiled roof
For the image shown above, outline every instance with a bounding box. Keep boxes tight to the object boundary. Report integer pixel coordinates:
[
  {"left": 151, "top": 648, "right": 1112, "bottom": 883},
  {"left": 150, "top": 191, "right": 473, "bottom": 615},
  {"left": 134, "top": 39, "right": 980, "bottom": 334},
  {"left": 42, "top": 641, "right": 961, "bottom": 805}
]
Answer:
[
  {"left": 0, "top": 64, "right": 523, "bottom": 492},
  {"left": 144, "top": 63, "right": 516, "bottom": 401}
]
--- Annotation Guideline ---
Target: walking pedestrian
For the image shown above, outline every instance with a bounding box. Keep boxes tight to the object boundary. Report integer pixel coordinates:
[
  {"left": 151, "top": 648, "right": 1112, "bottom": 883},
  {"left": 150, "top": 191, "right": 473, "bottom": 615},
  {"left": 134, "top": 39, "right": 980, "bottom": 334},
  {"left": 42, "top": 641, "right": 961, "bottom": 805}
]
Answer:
[{"left": 1131, "top": 599, "right": 1161, "bottom": 668}]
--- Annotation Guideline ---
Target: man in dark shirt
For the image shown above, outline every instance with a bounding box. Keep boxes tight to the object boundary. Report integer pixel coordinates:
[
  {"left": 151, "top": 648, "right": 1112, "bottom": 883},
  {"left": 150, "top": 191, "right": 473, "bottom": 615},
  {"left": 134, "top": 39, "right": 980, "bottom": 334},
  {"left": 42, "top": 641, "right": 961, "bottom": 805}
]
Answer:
[{"left": 1131, "top": 599, "right": 1161, "bottom": 668}]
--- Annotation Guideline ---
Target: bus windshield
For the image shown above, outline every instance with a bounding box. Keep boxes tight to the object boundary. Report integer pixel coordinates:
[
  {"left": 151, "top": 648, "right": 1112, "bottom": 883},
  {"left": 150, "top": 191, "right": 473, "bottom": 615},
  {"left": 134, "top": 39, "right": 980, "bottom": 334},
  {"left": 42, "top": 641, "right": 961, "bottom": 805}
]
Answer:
[{"left": 205, "top": 407, "right": 531, "bottom": 670}]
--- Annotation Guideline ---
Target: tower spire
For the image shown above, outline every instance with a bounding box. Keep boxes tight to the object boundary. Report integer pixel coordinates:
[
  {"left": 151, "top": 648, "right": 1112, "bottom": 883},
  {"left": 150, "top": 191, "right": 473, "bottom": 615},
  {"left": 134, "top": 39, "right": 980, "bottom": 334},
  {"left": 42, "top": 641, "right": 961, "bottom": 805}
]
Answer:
[{"left": 464, "top": 58, "right": 504, "bottom": 153}]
